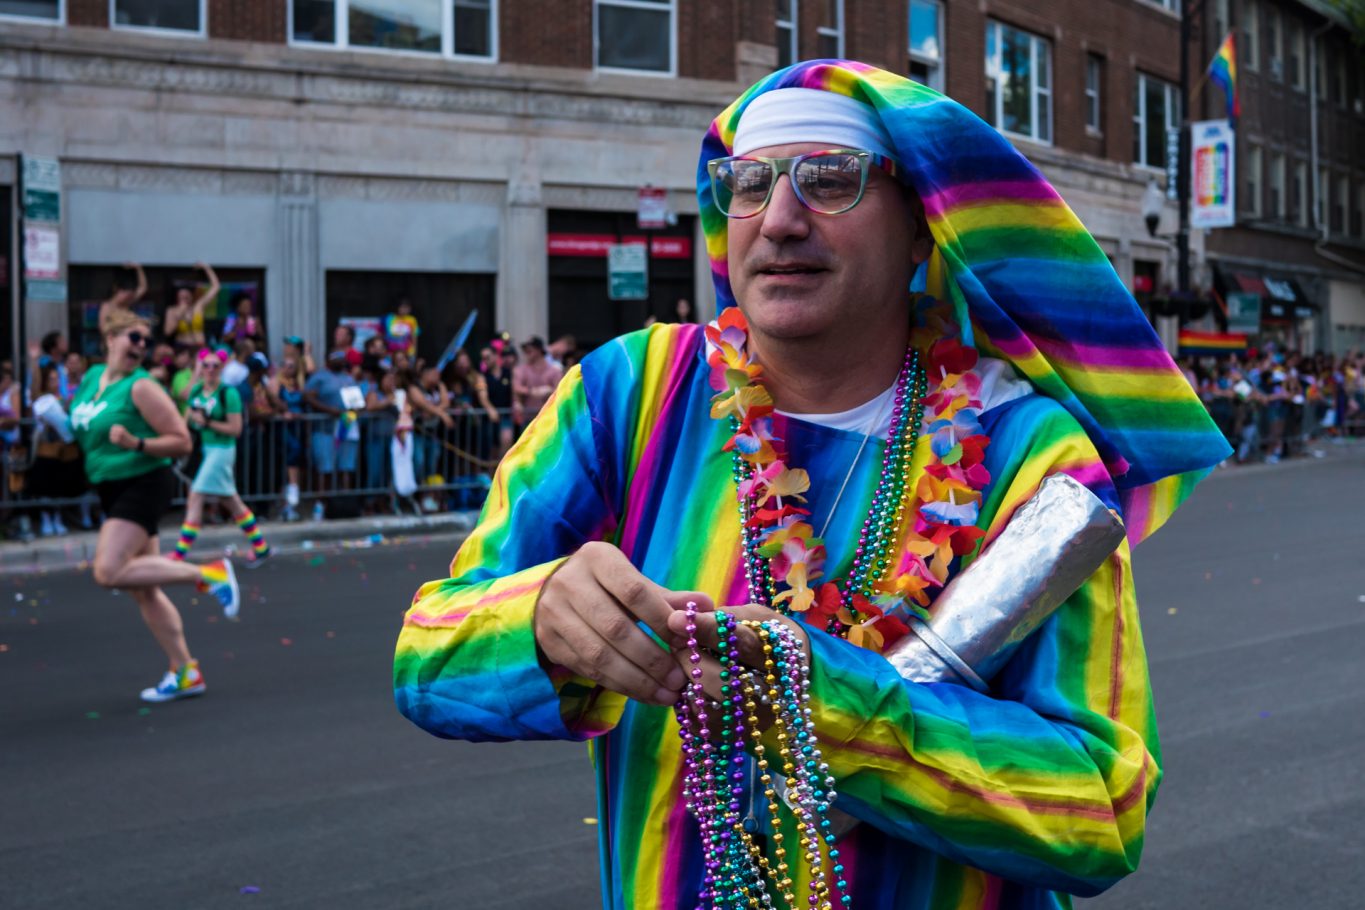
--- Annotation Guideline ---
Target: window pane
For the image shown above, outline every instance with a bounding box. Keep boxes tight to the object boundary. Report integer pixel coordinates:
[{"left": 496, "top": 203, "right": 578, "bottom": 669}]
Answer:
[
  {"left": 350, "top": 0, "right": 441, "bottom": 53},
  {"left": 777, "top": 22, "right": 794, "bottom": 68},
  {"left": 1037, "top": 92, "right": 1051, "bottom": 142},
  {"left": 114, "top": 0, "right": 201, "bottom": 30},
  {"left": 1144, "top": 78, "right": 1166, "bottom": 167},
  {"left": 293, "top": 0, "right": 337, "bottom": 43},
  {"left": 817, "top": 31, "right": 839, "bottom": 58},
  {"left": 910, "top": 1, "right": 940, "bottom": 62},
  {"left": 454, "top": 0, "right": 491, "bottom": 56},
  {"left": 0, "top": 0, "right": 60, "bottom": 19},
  {"left": 1000, "top": 27, "right": 1033, "bottom": 136},
  {"left": 598, "top": 5, "right": 671, "bottom": 72},
  {"left": 777, "top": 0, "right": 793, "bottom": 18},
  {"left": 821, "top": 0, "right": 839, "bottom": 28}
]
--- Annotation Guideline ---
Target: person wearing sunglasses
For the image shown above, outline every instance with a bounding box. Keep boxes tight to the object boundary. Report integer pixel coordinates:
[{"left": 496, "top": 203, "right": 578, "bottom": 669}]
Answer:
[
  {"left": 68, "top": 310, "right": 241, "bottom": 704},
  {"left": 168, "top": 348, "right": 271, "bottom": 566},
  {"left": 396, "top": 62, "right": 1230, "bottom": 908}
]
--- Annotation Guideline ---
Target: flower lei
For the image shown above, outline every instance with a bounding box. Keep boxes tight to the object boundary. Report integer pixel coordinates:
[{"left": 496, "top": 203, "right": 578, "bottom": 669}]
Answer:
[{"left": 706, "top": 299, "right": 993, "bottom": 653}]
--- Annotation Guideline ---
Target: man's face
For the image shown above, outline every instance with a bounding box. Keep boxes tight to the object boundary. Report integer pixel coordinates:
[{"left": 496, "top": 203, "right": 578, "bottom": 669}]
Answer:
[
  {"left": 522, "top": 346, "right": 543, "bottom": 365},
  {"left": 725, "top": 142, "right": 932, "bottom": 344}
]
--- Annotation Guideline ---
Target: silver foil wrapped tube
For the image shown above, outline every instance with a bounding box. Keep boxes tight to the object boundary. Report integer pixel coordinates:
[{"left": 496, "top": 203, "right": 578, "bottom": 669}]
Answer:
[{"left": 884, "top": 472, "right": 1126, "bottom": 688}]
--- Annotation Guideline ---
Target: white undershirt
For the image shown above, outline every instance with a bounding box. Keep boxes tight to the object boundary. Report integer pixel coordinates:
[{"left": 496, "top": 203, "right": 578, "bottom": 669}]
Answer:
[{"left": 776, "top": 356, "right": 1032, "bottom": 440}]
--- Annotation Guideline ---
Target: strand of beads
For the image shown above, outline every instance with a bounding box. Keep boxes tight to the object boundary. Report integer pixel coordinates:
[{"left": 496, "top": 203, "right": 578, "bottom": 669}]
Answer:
[
  {"left": 730, "top": 427, "right": 777, "bottom": 605},
  {"left": 840, "top": 347, "right": 926, "bottom": 613},
  {"left": 740, "top": 620, "right": 846, "bottom": 909}
]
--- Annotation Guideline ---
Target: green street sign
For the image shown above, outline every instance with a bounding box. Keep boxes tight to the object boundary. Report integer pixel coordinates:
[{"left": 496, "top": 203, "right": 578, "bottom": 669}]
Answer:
[
  {"left": 608, "top": 243, "right": 648, "bottom": 301},
  {"left": 1226, "top": 291, "right": 1261, "bottom": 335},
  {"left": 22, "top": 156, "right": 61, "bottom": 222}
]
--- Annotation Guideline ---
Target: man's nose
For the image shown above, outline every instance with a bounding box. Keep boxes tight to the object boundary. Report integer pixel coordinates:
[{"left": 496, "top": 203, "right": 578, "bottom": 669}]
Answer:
[{"left": 759, "top": 173, "right": 812, "bottom": 243}]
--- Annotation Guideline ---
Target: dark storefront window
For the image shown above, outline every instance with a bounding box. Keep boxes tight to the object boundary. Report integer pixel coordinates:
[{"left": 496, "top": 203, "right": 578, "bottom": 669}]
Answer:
[
  {"left": 67, "top": 265, "right": 266, "bottom": 359},
  {"left": 547, "top": 210, "right": 696, "bottom": 353},
  {"left": 1, "top": 186, "right": 11, "bottom": 366},
  {"left": 324, "top": 270, "right": 494, "bottom": 366}
]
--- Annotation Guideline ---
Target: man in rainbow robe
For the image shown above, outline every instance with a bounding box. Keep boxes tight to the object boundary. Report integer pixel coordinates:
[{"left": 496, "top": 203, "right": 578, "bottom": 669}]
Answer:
[{"left": 394, "top": 60, "right": 1231, "bottom": 909}]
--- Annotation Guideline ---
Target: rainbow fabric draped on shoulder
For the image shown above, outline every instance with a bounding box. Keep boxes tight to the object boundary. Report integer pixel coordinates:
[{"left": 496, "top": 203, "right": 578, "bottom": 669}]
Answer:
[{"left": 698, "top": 59, "right": 1232, "bottom": 545}]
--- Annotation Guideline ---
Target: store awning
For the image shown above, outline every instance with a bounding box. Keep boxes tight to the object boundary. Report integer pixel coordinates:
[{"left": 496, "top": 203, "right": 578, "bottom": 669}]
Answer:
[{"left": 1212, "top": 265, "right": 1318, "bottom": 323}]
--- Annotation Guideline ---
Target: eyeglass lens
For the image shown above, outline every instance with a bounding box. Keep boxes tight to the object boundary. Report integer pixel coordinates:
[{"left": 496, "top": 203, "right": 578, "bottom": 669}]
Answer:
[
  {"left": 127, "top": 331, "right": 147, "bottom": 346},
  {"left": 713, "top": 152, "right": 867, "bottom": 217}
]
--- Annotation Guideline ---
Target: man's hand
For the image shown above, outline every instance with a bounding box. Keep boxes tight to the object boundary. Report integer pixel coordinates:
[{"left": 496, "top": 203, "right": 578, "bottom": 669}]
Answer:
[
  {"left": 534, "top": 541, "right": 709, "bottom": 706},
  {"left": 665, "top": 603, "right": 810, "bottom": 706},
  {"left": 108, "top": 424, "right": 137, "bottom": 450}
]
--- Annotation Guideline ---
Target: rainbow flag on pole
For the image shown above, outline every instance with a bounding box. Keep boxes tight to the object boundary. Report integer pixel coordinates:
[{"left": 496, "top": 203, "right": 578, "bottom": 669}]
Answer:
[{"left": 1208, "top": 32, "right": 1239, "bottom": 128}]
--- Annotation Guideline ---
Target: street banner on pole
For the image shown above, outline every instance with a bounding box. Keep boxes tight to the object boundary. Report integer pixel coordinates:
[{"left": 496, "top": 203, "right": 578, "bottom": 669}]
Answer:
[
  {"left": 608, "top": 243, "right": 648, "bottom": 300},
  {"left": 637, "top": 186, "right": 668, "bottom": 229},
  {"left": 1191, "top": 120, "right": 1236, "bottom": 229},
  {"left": 23, "top": 225, "right": 60, "bottom": 280}
]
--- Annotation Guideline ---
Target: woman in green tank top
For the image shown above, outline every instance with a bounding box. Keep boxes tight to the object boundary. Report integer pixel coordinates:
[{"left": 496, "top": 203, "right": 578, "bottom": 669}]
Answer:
[{"left": 71, "top": 311, "right": 242, "bottom": 704}]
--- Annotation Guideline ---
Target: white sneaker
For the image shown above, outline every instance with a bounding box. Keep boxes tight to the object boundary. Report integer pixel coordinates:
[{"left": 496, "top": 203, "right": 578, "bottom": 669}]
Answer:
[
  {"left": 140, "top": 661, "right": 206, "bottom": 703},
  {"left": 52, "top": 515, "right": 68, "bottom": 536},
  {"left": 39, "top": 514, "right": 55, "bottom": 537}
]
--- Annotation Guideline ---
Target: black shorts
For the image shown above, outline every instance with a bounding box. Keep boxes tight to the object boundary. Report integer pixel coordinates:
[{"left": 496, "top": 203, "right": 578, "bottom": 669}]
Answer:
[{"left": 95, "top": 466, "right": 176, "bottom": 536}]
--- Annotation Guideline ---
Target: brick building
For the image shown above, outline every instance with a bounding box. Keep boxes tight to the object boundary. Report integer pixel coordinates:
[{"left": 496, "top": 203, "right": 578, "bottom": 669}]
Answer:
[
  {"left": 1194, "top": 0, "right": 1365, "bottom": 354},
  {"left": 1, "top": 0, "right": 1281, "bottom": 361}
]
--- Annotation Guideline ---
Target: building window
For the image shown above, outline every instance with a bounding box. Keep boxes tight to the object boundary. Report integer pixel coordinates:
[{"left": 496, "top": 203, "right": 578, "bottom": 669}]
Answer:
[
  {"left": 816, "top": 0, "right": 843, "bottom": 59},
  {"left": 1133, "top": 73, "right": 1177, "bottom": 168},
  {"left": 1332, "top": 51, "right": 1347, "bottom": 107},
  {"left": 1292, "top": 159, "right": 1307, "bottom": 227},
  {"left": 112, "top": 0, "right": 204, "bottom": 34},
  {"left": 1244, "top": 0, "right": 1259, "bottom": 71},
  {"left": 908, "top": 0, "right": 944, "bottom": 92},
  {"left": 1353, "top": 182, "right": 1364, "bottom": 238},
  {"left": 1213, "top": 0, "right": 1228, "bottom": 40},
  {"left": 776, "top": 0, "right": 798, "bottom": 70},
  {"left": 291, "top": 0, "right": 497, "bottom": 59},
  {"left": 596, "top": 0, "right": 674, "bottom": 74},
  {"left": 985, "top": 20, "right": 1052, "bottom": 144},
  {"left": 0, "top": 0, "right": 61, "bottom": 22},
  {"left": 350, "top": 0, "right": 440, "bottom": 53},
  {"left": 1288, "top": 19, "right": 1305, "bottom": 89},
  {"left": 1269, "top": 152, "right": 1285, "bottom": 220},
  {"left": 1317, "top": 165, "right": 1327, "bottom": 228},
  {"left": 1140, "top": 0, "right": 1179, "bottom": 11},
  {"left": 1246, "top": 145, "right": 1262, "bottom": 217},
  {"left": 1333, "top": 174, "right": 1347, "bottom": 235},
  {"left": 1265, "top": 7, "right": 1281, "bottom": 81},
  {"left": 1085, "top": 54, "right": 1103, "bottom": 133},
  {"left": 453, "top": 0, "right": 493, "bottom": 56}
]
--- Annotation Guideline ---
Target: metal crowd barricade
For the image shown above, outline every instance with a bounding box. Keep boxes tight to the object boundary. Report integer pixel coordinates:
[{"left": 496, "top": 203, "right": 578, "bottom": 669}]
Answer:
[{"left": 1, "top": 409, "right": 514, "bottom": 525}]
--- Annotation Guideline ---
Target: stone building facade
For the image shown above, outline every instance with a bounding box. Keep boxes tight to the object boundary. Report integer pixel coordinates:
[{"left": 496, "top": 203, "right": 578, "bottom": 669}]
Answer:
[{"left": 4, "top": 0, "right": 1221, "bottom": 361}]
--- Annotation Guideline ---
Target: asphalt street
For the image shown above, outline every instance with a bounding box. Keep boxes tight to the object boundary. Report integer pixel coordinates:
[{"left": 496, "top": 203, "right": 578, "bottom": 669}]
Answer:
[{"left": 1, "top": 455, "right": 1362, "bottom": 909}]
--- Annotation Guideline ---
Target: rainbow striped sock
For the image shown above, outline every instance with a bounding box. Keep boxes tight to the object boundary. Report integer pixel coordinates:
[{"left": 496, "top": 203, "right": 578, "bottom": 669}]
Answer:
[
  {"left": 235, "top": 510, "right": 268, "bottom": 557},
  {"left": 172, "top": 522, "right": 200, "bottom": 560}
]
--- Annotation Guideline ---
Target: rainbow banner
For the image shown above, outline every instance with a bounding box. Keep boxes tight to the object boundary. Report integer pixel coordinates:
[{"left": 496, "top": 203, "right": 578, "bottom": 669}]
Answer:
[
  {"left": 1208, "top": 31, "right": 1239, "bottom": 128},
  {"left": 1179, "top": 329, "right": 1247, "bottom": 355}
]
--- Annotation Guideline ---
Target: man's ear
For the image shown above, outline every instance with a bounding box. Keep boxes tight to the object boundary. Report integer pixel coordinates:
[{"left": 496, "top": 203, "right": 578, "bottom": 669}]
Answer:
[{"left": 905, "top": 186, "right": 935, "bottom": 265}]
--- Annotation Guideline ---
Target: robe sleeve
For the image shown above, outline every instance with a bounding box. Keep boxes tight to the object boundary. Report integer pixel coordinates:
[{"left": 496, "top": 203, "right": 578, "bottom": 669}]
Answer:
[
  {"left": 393, "top": 364, "right": 628, "bottom": 743},
  {"left": 797, "top": 400, "right": 1161, "bottom": 897}
]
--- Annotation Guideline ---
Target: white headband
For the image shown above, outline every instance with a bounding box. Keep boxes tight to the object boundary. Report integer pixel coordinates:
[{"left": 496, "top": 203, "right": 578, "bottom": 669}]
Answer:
[{"left": 732, "top": 88, "right": 896, "bottom": 160}]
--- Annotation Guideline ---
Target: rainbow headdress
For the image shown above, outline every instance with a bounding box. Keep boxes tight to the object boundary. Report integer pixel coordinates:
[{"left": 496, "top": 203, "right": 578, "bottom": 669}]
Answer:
[{"left": 698, "top": 60, "right": 1231, "bottom": 546}]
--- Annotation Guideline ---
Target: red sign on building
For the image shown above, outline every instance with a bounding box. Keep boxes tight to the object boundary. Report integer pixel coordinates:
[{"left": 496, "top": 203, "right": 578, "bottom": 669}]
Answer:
[{"left": 547, "top": 233, "right": 691, "bottom": 259}]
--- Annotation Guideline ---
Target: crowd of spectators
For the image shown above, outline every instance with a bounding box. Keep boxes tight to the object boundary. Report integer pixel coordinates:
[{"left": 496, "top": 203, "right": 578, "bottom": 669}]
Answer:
[
  {"left": 1181, "top": 348, "right": 1365, "bottom": 465},
  {"left": 2, "top": 263, "right": 576, "bottom": 540}
]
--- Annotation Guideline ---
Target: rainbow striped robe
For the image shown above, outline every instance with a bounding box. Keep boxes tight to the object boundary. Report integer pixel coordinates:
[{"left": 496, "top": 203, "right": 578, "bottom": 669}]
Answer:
[{"left": 395, "top": 323, "right": 1161, "bottom": 910}]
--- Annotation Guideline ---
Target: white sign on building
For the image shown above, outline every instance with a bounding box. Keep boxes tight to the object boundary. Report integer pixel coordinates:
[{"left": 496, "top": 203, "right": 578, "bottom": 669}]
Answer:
[{"left": 1191, "top": 120, "right": 1236, "bottom": 229}]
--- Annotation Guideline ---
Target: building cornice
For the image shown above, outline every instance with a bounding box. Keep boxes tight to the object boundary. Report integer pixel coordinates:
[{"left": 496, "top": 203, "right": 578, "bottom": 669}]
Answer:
[{"left": 0, "top": 24, "right": 740, "bottom": 131}]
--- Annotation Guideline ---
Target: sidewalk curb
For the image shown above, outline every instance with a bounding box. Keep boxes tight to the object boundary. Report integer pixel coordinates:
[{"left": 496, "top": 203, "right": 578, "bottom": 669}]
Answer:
[{"left": 0, "top": 511, "right": 477, "bottom": 577}]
